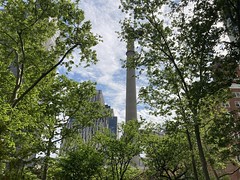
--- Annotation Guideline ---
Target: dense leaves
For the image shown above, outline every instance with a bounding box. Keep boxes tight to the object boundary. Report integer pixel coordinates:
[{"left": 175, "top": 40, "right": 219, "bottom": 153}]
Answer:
[
  {"left": 1, "top": 0, "right": 240, "bottom": 179},
  {"left": 120, "top": 0, "right": 240, "bottom": 179},
  {"left": 55, "top": 144, "right": 103, "bottom": 180},
  {"left": 0, "top": 0, "right": 100, "bottom": 179},
  {"left": 144, "top": 132, "right": 194, "bottom": 179},
  {"left": 94, "top": 120, "right": 143, "bottom": 180}
]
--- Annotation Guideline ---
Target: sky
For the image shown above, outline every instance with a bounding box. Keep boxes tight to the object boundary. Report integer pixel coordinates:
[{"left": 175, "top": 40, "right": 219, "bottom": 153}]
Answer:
[{"left": 60, "top": 0, "right": 161, "bottom": 124}]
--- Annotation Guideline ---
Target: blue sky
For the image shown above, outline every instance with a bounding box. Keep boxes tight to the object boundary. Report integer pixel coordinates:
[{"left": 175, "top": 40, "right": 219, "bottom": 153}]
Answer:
[{"left": 60, "top": 0, "right": 162, "bottom": 124}]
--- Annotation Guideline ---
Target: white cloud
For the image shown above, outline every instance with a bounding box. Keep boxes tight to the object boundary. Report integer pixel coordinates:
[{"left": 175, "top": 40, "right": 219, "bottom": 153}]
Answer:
[{"left": 74, "top": 0, "right": 127, "bottom": 123}]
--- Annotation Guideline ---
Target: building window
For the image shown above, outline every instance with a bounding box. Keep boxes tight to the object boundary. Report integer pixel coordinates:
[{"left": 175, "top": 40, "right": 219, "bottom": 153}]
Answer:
[
  {"left": 222, "top": 102, "right": 230, "bottom": 108},
  {"left": 235, "top": 101, "right": 240, "bottom": 108},
  {"left": 232, "top": 92, "right": 240, "bottom": 98}
]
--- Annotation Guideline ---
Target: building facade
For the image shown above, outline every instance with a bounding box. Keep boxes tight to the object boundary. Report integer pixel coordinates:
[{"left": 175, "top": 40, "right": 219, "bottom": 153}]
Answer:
[
  {"left": 220, "top": 67, "right": 240, "bottom": 180},
  {"left": 64, "top": 90, "right": 118, "bottom": 144}
]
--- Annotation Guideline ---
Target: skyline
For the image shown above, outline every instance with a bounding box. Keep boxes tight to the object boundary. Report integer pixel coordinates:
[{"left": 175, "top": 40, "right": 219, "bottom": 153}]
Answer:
[{"left": 59, "top": 0, "right": 161, "bottom": 124}]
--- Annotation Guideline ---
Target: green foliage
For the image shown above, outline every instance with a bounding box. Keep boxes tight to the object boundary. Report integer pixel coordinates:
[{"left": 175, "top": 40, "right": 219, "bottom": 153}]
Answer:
[
  {"left": 203, "top": 110, "right": 240, "bottom": 167},
  {"left": 37, "top": 76, "right": 106, "bottom": 179},
  {"left": 0, "top": 0, "right": 100, "bottom": 179},
  {"left": 54, "top": 144, "right": 103, "bottom": 180},
  {"left": 120, "top": 0, "right": 240, "bottom": 179},
  {"left": 94, "top": 120, "right": 143, "bottom": 180},
  {"left": 143, "top": 130, "right": 193, "bottom": 179},
  {"left": 124, "top": 166, "right": 143, "bottom": 180}
]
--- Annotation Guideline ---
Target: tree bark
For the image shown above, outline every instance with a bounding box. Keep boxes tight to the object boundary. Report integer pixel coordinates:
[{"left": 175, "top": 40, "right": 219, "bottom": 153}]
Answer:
[
  {"left": 42, "top": 135, "right": 53, "bottom": 180},
  {"left": 186, "top": 129, "right": 199, "bottom": 180},
  {"left": 42, "top": 147, "right": 50, "bottom": 180},
  {"left": 194, "top": 123, "right": 210, "bottom": 180}
]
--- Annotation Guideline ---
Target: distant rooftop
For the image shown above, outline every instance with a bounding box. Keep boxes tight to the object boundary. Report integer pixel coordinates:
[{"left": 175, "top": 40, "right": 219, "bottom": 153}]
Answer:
[{"left": 230, "top": 83, "right": 240, "bottom": 89}]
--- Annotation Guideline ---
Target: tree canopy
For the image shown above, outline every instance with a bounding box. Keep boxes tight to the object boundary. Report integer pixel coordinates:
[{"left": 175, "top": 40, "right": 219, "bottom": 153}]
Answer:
[
  {"left": 0, "top": 0, "right": 102, "bottom": 179},
  {"left": 1, "top": 0, "right": 240, "bottom": 179},
  {"left": 120, "top": 0, "right": 240, "bottom": 179}
]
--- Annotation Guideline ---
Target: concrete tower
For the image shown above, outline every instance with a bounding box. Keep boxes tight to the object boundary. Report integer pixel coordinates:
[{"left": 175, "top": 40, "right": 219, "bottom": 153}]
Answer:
[
  {"left": 125, "top": 38, "right": 144, "bottom": 167},
  {"left": 125, "top": 38, "right": 137, "bottom": 122}
]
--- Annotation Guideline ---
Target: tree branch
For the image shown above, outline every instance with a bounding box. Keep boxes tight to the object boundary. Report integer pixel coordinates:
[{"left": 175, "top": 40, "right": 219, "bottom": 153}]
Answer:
[
  {"left": 10, "top": 31, "right": 25, "bottom": 104},
  {"left": 219, "top": 166, "right": 240, "bottom": 178},
  {"left": 145, "top": 10, "right": 190, "bottom": 99},
  {"left": 0, "top": 31, "right": 18, "bottom": 45},
  {"left": 10, "top": 50, "right": 20, "bottom": 103},
  {"left": 12, "top": 44, "right": 79, "bottom": 108}
]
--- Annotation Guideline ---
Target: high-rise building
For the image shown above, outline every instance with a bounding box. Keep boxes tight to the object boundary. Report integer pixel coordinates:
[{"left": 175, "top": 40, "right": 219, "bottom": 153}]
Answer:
[{"left": 63, "top": 90, "right": 118, "bottom": 144}]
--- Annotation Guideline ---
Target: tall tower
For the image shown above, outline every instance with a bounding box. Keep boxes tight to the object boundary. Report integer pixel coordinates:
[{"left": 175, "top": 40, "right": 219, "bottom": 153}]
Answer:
[
  {"left": 125, "top": 38, "right": 137, "bottom": 122},
  {"left": 125, "top": 38, "right": 143, "bottom": 167}
]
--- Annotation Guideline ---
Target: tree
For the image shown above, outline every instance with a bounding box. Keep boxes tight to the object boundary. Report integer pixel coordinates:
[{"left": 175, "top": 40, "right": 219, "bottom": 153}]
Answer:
[
  {"left": 94, "top": 120, "right": 143, "bottom": 180},
  {"left": 120, "top": 0, "right": 238, "bottom": 179},
  {"left": 202, "top": 107, "right": 240, "bottom": 179},
  {"left": 0, "top": 0, "right": 99, "bottom": 108},
  {"left": 143, "top": 130, "right": 195, "bottom": 179},
  {"left": 38, "top": 76, "right": 106, "bottom": 180},
  {"left": 0, "top": 0, "right": 100, "bottom": 178},
  {"left": 54, "top": 143, "right": 104, "bottom": 180},
  {"left": 216, "top": 0, "right": 240, "bottom": 45}
]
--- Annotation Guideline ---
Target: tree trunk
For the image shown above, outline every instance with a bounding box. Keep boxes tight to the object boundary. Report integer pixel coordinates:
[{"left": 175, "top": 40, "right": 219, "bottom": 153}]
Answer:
[
  {"left": 209, "top": 163, "right": 220, "bottom": 180},
  {"left": 186, "top": 129, "right": 199, "bottom": 180},
  {"left": 194, "top": 124, "right": 210, "bottom": 180},
  {"left": 42, "top": 138, "right": 52, "bottom": 180}
]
